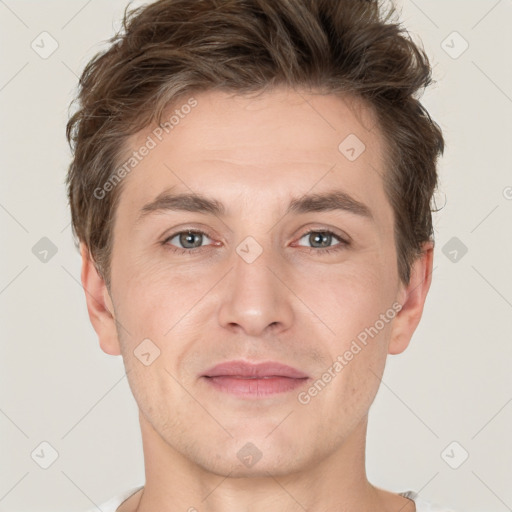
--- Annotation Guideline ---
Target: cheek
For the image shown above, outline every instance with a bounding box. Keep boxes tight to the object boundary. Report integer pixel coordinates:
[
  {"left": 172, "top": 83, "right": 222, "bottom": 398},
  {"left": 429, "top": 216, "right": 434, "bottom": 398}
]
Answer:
[
  {"left": 304, "top": 260, "right": 394, "bottom": 338},
  {"left": 112, "top": 255, "right": 205, "bottom": 333}
]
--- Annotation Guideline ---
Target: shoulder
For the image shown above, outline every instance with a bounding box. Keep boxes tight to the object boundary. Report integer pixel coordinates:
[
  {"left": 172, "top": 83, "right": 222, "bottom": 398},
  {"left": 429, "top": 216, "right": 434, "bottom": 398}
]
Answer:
[
  {"left": 400, "top": 490, "right": 457, "bottom": 512},
  {"left": 83, "top": 486, "right": 144, "bottom": 512}
]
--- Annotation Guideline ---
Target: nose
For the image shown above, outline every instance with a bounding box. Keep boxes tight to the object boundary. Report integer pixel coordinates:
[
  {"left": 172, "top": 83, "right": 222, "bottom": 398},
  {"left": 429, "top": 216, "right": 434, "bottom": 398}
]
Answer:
[{"left": 216, "top": 243, "right": 294, "bottom": 337}]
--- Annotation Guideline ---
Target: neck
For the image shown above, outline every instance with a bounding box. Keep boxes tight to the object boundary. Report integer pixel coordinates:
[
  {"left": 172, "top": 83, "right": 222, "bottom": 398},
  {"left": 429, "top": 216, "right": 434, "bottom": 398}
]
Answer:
[{"left": 133, "top": 412, "right": 388, "bottom": 512}]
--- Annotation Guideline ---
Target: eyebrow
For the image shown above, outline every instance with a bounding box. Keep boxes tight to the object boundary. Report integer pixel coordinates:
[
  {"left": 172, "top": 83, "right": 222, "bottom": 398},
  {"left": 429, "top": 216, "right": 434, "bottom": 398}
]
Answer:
[{"left": 136, "top": 189, "right": 373, "bottom": 223}]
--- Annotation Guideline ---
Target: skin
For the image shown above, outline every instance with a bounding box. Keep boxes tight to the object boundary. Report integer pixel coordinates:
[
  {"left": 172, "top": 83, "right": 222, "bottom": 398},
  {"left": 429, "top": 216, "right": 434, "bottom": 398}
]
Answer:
[{"left": 81, "top": 87, "right": 433, "bottom": 512}]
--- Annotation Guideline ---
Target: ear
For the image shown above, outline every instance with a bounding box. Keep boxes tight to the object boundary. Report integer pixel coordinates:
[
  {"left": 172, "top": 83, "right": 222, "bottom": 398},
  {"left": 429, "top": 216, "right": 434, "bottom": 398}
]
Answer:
[
  {"left": 388, "top": 241, "right": 434, "bottom": 355},
  {"left": 80, "top": 242, "right": 121, "bottom": 356}
]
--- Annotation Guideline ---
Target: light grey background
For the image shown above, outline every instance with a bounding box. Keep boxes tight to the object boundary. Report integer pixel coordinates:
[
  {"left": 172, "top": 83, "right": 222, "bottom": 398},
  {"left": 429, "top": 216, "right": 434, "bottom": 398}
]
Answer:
[{"left": 1, "top": 1, "right": 511, "bottom": 511}]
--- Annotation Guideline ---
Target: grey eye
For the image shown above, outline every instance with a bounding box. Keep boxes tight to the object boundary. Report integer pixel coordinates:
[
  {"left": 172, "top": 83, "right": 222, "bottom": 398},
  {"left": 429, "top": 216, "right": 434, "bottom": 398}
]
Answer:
[
  {"left": 298, "top": 231, "right": 340, "bottom": 248},
  {"left": 167, "top": 231, "right": 211, "bottom": 249}
]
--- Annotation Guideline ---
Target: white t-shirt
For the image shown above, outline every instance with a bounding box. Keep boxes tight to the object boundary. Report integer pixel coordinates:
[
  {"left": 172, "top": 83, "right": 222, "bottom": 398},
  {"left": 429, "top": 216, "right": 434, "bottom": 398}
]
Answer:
[{"left": 86, "top": 486, "right": 456, "bottom": 511}]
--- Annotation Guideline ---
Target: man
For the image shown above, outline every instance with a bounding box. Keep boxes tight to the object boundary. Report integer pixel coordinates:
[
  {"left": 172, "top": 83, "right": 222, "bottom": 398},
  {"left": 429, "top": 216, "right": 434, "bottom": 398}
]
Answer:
[{"left": 67, "top": 0, "right": 454, "bottom": 510}]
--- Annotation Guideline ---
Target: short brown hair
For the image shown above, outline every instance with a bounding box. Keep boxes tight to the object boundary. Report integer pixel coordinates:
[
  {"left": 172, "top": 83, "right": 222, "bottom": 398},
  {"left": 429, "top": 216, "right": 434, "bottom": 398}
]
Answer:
[{"left": 66, "top": 0, "right": 444, "bottom": 287}]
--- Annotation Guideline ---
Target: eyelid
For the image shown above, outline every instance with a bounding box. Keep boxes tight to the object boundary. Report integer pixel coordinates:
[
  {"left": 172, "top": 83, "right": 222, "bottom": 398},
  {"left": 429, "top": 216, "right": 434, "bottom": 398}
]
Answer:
[
  {"left": 161, "top": 222, "right": 216, "bottom": 241},
  {"left": 295, "top": 227, "right": 350, "bottom": 245}
]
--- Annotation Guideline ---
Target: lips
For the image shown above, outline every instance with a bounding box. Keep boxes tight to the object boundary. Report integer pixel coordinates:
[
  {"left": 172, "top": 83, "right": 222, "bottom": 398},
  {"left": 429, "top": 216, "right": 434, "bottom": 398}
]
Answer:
[
  {"left": 202, "top": 360, "right": 309, "bottom": 379},
  {"left": 201, "top": 360, "right": 310, "bottom": 398}
]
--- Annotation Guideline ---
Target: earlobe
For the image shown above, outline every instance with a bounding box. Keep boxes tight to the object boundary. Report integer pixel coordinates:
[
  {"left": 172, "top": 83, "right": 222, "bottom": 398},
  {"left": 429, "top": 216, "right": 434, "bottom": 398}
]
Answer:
[
  {"left": 80, "top": 243, "right": 121, "bottom": 356},
  {"left": 388, "top": 241, "right": 434, "bottom": 355}
]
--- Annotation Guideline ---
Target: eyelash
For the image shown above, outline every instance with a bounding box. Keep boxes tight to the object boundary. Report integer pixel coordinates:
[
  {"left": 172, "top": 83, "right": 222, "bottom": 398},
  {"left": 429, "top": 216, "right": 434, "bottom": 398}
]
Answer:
[{"left": 161, "top": 229, "right": 349, "bottom": 256}]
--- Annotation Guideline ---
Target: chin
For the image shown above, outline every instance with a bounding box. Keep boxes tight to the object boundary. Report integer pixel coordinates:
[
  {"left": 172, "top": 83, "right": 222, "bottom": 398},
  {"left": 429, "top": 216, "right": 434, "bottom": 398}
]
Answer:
[{"left": 194, "top": 436, "right": 308, "bottom": 477}]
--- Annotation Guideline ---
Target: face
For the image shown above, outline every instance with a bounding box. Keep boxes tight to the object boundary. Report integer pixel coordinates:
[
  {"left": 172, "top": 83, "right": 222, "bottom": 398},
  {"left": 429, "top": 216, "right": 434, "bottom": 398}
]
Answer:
[{"left": 85, "top": 87, "right": 430, "bottom": 478}]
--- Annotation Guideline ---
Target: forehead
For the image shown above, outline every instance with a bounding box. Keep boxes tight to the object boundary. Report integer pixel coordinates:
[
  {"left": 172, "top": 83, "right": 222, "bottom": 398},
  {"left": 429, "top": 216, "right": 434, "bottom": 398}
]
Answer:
[
  {"left": 115, "top": 87, "right": 391, "bottom": 225},
  {"left": 146, "top": 88, "right": 383, "bottom": 164}
]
